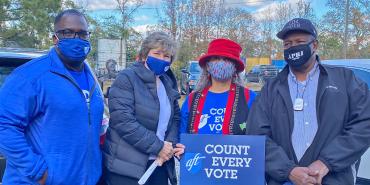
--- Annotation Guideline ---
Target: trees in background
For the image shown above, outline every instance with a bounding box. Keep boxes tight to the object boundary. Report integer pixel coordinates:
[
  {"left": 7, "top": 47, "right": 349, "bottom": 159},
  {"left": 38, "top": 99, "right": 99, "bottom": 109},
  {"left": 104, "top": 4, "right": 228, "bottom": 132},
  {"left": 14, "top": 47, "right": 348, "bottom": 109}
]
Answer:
[
  {"left": 0, "top": 0, "right": 75, "bottom": 49},
  {"left": 0, "top": 0, "right": 368, "bottom": 68},
  {"left": 157, "top": 0, "right": 368, "bottom": 65},
  {"left": 320, "top": 0, "right": 369, "bottom": 59},
  {"left": 157, "top": 0, "right": 257, "bottom": 72}
]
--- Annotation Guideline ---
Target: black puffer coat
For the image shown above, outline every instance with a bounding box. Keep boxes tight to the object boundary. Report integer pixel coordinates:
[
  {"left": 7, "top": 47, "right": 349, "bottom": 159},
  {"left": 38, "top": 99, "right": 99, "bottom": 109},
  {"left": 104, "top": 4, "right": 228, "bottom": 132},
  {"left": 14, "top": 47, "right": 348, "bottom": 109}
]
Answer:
[{"left": 103, "top": 62, "right": 180, "bottom": 185}]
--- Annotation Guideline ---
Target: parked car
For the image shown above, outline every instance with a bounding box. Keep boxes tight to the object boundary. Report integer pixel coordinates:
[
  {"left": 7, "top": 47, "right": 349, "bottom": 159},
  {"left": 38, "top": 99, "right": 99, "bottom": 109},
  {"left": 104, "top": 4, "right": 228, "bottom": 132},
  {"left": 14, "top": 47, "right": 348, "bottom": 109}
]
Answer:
[
  {"left": 322, "top": 59, "right": 370, "bottom": 185},
  {"left": 272, "top": 59, "right": 287, "bottom": 72},
  {"left": 180, "top": 60, "right": 201, "bottom": 94},
  {"left": 0, "top": 48, "right": 46, "bottom": 182},
  {"left": 246, "top": 64, "right": 279, "bottom": 83}
]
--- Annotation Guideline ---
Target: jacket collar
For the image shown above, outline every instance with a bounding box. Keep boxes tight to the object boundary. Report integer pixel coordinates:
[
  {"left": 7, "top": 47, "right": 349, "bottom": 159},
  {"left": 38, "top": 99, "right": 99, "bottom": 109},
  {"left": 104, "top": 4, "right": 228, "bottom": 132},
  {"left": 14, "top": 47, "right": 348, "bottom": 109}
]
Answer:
[
  {"left": 277, "top": 60, "right": 329, "bottom": 115},
  {"left": 132, "top": 62, "right": 180, "bottom": 100},
  {"left": 49, "top": 47, "right": 69, "bottom": 76},
  {"left": 49, "top": 47, "right": 95, "bottom": 90},
  {"left": 132, "top": 61, "right": 156, "bottom": 84}
]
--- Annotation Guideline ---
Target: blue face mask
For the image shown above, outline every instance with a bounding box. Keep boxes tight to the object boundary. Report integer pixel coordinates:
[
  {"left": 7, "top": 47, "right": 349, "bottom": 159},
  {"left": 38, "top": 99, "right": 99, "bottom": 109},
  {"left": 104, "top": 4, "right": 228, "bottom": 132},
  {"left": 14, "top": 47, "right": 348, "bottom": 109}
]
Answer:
[
  {"left": 146, "top": 56, "right": 171, "bottom": 76},
  {"left": 57, "top": 38, "right": 91, "bottom": 63}
]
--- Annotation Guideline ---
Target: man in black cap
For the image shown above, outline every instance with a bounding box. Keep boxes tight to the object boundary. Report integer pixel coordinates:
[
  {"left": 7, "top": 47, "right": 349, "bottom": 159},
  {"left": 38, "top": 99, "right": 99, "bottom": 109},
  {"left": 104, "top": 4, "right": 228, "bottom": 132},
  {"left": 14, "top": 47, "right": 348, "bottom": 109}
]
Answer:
[{"left": 247, "top": 18, "right": 370, "bottom": 185}]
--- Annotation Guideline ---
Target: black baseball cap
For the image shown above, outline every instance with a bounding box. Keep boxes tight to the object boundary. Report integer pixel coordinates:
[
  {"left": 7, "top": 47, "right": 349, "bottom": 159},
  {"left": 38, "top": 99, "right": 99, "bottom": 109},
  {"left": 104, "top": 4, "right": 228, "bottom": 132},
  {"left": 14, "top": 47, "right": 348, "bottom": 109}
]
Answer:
[{"left": 277, "top": 18, "right": 317, "bottom": 40}]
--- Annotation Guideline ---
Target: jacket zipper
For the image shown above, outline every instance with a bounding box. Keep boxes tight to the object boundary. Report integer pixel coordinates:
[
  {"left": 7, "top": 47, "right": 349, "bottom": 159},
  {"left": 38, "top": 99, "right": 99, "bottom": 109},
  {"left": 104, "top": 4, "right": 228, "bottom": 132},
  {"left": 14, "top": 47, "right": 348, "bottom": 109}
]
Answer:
[
  {"left": 53, "top": 72, "right": 96, "bottom": 125},
  {"left": 53, "top": 72, "right": 96, "bottom": 184}
]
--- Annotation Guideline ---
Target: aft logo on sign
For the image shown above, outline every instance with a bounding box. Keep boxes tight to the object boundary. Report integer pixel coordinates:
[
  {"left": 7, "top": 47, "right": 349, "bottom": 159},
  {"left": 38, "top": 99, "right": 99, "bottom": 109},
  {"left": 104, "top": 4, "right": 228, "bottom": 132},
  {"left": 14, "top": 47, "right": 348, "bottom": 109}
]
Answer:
[{"left": 185, "top": 153, "right": 206, "bottom": 174}]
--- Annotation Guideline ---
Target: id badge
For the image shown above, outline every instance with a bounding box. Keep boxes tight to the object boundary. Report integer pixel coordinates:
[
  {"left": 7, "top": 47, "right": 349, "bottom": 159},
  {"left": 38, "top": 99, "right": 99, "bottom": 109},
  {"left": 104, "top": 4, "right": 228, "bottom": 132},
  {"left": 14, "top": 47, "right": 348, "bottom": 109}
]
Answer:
[{"left": 294, "top": 98, "right": 304, "bottom": 111}]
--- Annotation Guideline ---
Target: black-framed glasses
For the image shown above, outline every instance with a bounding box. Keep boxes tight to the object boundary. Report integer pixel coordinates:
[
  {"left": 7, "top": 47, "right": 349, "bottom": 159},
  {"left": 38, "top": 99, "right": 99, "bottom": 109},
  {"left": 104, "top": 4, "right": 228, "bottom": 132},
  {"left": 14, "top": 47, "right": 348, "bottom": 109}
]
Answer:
[{"left": 55, "top": 29, "right": 91, "bottom": 40}]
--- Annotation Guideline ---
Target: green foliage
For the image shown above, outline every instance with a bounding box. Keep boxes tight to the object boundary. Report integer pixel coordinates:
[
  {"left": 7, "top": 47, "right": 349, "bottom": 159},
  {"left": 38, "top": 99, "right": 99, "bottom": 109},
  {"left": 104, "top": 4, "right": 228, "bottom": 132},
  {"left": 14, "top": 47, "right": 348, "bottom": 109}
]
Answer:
[{"left": 0, "top": 0, "right": 76, "bottom": 49}]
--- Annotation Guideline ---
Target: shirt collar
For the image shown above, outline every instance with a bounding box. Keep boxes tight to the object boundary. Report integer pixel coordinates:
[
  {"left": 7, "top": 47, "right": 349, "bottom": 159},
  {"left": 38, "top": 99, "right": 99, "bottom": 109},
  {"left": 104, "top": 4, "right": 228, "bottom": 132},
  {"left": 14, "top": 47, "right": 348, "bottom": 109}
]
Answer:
[{"left": 289, "top": 62, "right": 319, "bottom": 84}]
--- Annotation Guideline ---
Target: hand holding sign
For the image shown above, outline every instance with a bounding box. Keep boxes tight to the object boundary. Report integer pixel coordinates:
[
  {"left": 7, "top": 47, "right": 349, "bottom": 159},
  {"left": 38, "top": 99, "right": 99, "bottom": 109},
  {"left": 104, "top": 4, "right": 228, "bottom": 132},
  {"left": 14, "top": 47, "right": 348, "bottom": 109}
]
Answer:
[
  {"left": 173, "top": 143, "right": 186, "bottom": 159},
  {"left": 139, "top": 143, "right": 184, "bottom": 185},
  {"left": 157, "top": 141, "right": 173, "bottom": 166}
]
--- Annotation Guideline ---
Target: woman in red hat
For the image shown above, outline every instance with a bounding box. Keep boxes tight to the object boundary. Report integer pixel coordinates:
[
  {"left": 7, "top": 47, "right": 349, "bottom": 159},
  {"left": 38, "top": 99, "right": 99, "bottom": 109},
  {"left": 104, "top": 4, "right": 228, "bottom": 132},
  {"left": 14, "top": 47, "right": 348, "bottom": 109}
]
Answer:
[{"left": 180, "top": 38, "right": 256, "bottom": 135}]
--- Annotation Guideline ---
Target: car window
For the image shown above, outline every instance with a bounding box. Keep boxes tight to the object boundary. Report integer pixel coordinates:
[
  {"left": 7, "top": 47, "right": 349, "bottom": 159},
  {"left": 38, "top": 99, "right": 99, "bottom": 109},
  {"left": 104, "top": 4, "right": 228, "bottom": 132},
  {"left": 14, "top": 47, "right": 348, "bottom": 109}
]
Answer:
[
  {"left": 189, "top": 63, "right": 201, "bottom": 73},
  {"left": 350, "top": 68, "right": 370, "bottom": 89},
  {"left": 0, "top": 67, "right": 16, "bottom": 87}
]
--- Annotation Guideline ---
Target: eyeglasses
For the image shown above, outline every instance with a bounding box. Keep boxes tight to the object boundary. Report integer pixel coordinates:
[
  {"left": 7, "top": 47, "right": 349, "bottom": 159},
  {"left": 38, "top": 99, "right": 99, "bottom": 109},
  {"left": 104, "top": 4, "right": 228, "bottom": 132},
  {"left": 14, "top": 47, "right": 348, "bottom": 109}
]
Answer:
[{"left": 55, "top": 29, "right": 91, "bottom": 40}]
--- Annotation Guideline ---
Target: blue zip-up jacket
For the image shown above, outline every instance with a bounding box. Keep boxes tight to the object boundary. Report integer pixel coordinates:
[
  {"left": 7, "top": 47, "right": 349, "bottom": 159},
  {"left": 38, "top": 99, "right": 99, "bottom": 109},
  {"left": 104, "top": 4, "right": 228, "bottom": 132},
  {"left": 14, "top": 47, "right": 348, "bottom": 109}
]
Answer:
[{"left": 0, "top": 48, "right": 104, "bottom": 185}]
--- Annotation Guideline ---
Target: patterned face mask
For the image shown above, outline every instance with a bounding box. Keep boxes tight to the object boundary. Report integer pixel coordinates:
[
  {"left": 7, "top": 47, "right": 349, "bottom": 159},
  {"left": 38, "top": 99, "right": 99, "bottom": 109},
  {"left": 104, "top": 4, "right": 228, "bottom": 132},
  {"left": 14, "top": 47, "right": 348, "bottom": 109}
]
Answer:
[{"left": 207, "top": 60, "right": 236, "bottom": 82}]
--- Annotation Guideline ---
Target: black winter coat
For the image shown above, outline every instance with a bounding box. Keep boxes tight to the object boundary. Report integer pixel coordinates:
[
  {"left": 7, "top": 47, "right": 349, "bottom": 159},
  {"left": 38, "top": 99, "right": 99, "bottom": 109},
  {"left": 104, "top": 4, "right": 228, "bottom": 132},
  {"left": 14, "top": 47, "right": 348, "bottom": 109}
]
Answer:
[
  {"left": 247, "top": 64, "right": 370, "bottom": 185},
  {"left": 103, "top": 62, "right": 181, "bottom": 184}
]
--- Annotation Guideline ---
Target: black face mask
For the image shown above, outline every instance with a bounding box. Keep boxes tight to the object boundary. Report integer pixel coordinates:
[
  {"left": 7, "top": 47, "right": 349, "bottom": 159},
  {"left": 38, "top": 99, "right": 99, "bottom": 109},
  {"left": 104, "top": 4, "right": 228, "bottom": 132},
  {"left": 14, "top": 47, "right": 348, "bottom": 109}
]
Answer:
[{"left": 284, "top": 40, "right": 315, "bottom": 68}]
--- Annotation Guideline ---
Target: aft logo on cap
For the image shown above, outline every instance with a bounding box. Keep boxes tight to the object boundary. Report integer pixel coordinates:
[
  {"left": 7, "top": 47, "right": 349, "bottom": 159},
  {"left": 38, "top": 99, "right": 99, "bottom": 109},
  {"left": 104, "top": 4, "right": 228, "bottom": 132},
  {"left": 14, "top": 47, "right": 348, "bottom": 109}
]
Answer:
[{"left": 288, "top": 51, "right": 303, "bottom": 61}]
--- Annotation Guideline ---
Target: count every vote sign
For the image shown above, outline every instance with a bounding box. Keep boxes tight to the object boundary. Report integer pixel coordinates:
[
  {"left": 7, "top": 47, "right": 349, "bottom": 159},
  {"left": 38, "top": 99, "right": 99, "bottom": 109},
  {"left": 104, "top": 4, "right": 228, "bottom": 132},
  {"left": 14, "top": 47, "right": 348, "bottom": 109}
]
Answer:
[{"left": 180, "top": 134, "right": 265, "bottom": 185}]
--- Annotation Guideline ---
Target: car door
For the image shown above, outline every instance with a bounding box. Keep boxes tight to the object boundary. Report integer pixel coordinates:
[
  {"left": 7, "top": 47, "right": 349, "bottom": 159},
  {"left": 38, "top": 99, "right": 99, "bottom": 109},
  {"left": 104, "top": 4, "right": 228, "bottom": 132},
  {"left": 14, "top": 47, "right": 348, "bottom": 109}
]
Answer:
[{"left": 350, "top": 68, "right": 370, "bottom": 185}]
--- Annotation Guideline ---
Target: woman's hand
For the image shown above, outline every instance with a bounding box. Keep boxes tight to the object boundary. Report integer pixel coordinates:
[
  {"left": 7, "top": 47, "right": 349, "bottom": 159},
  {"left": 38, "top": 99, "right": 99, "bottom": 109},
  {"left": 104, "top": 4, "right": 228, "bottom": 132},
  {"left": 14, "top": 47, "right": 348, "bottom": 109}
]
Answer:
[
  {"left": 173, "top": 143, "right": 185, "bottom": 159},
  {"left": 157, "top": 141, "right": 174, "bottom": 166}
]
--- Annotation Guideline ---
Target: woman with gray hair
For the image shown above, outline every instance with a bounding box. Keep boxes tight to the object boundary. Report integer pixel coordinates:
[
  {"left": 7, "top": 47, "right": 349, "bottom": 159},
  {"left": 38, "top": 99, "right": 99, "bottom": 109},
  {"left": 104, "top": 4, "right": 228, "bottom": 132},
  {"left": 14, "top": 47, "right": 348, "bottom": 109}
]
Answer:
[
  {"left": 180, "top": 38, "right": 256, "bottom": 135},
  {"left": 103, "top": 31, "right": 184, "bottom": 185}
]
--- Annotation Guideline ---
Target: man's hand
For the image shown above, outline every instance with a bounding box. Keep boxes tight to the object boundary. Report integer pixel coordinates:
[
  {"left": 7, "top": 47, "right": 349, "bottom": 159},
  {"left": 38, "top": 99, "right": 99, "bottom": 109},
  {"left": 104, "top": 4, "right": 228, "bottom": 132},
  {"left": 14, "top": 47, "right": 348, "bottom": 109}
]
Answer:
[
  {"left": 289, "top": 167, "right": 318, "bottom": 185},
  {"left": 157, "top": 141, "right": 173, "bottom": 166},
  {"left": 173, "top": 143, "right": 185, "bottom": 159},
  {"left": 38, "top": 170, "right": 48, "bottom": 185},
  {"left": 308, "top": 160, "right": 329, "bottom": 185}
]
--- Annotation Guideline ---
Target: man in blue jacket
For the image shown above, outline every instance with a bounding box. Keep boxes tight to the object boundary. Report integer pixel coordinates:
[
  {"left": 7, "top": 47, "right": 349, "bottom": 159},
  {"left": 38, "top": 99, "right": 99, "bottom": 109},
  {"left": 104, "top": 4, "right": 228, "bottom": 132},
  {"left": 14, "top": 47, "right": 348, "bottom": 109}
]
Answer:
[
  {"left": 0, "top": 9, "right": 104, "bottom": 185},
  {"left": 247, "top": 18, "right": 370, "bottom": 185}
]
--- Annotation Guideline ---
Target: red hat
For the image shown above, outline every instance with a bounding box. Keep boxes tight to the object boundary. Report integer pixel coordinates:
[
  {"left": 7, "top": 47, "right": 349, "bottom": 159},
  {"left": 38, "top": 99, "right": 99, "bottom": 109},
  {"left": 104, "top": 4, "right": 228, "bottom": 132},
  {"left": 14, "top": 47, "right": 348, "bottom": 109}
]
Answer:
[{"left": 198, "top": 38, "right": 244, "bottom": 72}]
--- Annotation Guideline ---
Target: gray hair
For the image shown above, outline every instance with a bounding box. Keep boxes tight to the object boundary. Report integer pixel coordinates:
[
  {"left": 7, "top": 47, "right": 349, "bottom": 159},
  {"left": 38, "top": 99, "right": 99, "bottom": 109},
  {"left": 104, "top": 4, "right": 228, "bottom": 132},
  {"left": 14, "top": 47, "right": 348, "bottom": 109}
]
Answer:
[
  {"left": 138, "top": 31, "right": 177, "bottom": 62},
  {"left": 195, "top": 68, "right": 244, "bottom": 92}
]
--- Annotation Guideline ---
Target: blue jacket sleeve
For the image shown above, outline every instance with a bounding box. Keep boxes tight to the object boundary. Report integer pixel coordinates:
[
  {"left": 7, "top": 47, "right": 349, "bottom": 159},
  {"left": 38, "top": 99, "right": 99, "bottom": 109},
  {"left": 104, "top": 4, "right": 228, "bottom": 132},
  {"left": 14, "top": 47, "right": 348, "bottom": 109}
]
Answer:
[
  {"left": 0, "top": 73, "right": 47, "bottom": 181},
  {"left": 180, "top": 96, "right": 189, "bottom": 134}
]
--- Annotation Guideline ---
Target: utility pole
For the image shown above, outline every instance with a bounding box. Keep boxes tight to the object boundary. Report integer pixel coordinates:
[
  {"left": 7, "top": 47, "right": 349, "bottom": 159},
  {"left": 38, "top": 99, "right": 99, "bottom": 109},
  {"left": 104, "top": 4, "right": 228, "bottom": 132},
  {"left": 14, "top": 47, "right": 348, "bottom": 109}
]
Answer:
[{"left": 343, "top": 0, "right": 350, "bottom": 59}]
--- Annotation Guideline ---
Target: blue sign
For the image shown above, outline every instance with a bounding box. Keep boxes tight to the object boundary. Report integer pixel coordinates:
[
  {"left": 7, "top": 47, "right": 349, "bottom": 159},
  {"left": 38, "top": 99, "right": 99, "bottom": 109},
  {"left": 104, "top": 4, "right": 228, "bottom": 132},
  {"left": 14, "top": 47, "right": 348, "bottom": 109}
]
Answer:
[{"left": 180, "top": 134, "right": 265, "bottom": 185}]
